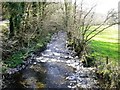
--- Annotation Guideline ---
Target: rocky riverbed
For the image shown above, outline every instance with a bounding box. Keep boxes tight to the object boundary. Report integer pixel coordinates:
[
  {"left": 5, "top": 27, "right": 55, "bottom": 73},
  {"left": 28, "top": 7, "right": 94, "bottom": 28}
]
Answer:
[{"left": 2, "top": 31, "right": 99, "bottom": 89}]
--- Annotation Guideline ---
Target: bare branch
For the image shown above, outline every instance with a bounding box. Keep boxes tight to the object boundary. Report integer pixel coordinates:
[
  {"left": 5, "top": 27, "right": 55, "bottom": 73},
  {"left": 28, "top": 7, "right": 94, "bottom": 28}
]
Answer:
[
  {"left": 83, "top": 5, "right": 96, "bottom": 20},
  {"left": 80, "top": 5, "right": 96, "bottom": 36},
  {"left": 82, "top": 12, "right": 95, "bottom": 40},
  {"left": 85, "top": 10, "right": 116, "bottom": 40},
  {"left": 77, "top": 0, "right": 83, "bottom": 36},
  {"left": 86, "top": 23, "right": 118, "bottom": 42}
]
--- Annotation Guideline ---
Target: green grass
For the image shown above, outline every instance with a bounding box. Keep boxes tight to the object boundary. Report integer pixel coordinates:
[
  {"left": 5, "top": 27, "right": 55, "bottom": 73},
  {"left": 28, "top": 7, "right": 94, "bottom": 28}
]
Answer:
[
  {"left": 91, "top": 25, "right": 118, "bottom": 43},
  {"left": 90, "top": 25, "right": 118, "bottom": 62},
  {"left": 91, "top": 40, "right": 118, "bottom": 61}
]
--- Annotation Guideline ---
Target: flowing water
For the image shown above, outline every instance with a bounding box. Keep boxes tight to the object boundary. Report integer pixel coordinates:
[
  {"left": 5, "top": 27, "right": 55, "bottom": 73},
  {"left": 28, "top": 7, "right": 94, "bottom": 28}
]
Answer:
[{"left": 2, "top": 31, "right": 99, "bottom": 89}]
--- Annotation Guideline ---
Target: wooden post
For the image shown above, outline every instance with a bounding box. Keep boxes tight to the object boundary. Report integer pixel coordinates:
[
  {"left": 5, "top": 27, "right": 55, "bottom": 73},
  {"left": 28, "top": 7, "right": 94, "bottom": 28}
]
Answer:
[{"left": 106, "top": 56, "right": 108, "bottom": 64}]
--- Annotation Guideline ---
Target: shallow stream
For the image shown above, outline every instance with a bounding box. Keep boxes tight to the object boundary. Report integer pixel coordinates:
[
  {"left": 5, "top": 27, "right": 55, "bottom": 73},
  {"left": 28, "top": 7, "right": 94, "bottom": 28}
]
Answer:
[{"left": 2, "top": 31, "right": 99, "bottom": 89}]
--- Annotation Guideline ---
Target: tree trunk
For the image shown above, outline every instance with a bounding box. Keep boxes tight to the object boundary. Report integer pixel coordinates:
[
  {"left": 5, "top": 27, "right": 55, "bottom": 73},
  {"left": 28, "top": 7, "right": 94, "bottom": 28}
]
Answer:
[{"left": 9, "top": 16, "right": 14, "bottom": 39}]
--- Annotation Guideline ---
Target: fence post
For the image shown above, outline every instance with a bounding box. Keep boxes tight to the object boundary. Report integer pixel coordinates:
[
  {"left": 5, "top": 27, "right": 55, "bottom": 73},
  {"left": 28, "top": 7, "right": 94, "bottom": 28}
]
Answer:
[{"left": 106, "top": 56, "right": 109, "bottom": 64}]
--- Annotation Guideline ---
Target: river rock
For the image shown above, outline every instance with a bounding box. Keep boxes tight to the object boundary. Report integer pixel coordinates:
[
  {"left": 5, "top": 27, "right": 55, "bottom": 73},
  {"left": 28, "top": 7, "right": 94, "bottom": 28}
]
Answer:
[{"left": 33, "top": 62, "right": 37, "bottom": 65}]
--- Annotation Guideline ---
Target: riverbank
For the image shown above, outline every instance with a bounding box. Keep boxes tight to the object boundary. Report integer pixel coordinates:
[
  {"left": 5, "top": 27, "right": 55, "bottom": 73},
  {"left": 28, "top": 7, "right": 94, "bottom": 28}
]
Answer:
[{"left": 2, "top": 31, "right": 99, "bottom": 89}]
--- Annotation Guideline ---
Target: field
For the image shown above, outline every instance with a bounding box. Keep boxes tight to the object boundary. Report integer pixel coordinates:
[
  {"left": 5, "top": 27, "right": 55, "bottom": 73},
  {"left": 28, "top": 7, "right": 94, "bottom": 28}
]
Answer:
[{"left": 90, "top": 25, "right": 118, "bottom": 62}]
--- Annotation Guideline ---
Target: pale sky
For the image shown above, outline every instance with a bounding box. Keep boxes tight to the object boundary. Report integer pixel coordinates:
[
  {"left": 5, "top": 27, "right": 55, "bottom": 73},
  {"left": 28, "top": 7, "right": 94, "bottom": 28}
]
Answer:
[
  {"left": 94, "top": 0, "right": 119, "bottom": 14},
  {"left": 74, "top": 0, "right": 120, "bottom": 14}
]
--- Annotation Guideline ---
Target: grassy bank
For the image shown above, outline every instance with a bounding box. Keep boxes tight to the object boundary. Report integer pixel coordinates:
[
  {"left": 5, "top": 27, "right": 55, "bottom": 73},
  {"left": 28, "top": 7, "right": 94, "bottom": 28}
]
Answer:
[
  {"left": 90, "top": 25, "right": 118, "bottom": 62},
  {"left": 91, "top": 40, "right": 118, "bottom": 61},
  {"left": 89, "top": 25, "right": 119, "bottom": 88}
]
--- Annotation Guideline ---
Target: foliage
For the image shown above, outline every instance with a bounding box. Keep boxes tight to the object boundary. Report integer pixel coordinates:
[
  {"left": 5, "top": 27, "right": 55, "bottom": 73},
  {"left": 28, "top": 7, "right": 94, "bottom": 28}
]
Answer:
[
  {"left": 1, "top": 2, "right": 63, "bottom": 71},
  {"left": 95, "top": 59, "right": 120, "bottom": 88},
  {"left": 4, "top": 50, "right": 26, "bottom": 68}
]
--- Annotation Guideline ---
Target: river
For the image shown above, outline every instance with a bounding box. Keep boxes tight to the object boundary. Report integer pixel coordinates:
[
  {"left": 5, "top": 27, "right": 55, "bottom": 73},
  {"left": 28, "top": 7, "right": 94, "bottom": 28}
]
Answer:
[{"left": 2, "top": 31, "right": 99, "bottom": 89}]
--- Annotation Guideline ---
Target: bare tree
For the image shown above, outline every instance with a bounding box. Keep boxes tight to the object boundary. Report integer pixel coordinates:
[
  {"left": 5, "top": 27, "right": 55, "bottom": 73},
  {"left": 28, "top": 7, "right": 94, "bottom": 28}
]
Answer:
[
  {"left": 68, "top": 0, "right": 119, "bottom": 61},
  {"left": 63, "top": 0, "right": 72, "bottom": 31}
]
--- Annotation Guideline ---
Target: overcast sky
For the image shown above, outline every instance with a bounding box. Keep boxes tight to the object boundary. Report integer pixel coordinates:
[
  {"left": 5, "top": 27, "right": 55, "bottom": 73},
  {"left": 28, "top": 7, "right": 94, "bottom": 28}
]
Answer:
[
  {"left": 94, "top": 0, "right": 119, "bottom": 14},
  {"left": 73, "top": 0, "right": 120, "bottom": 14}
]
